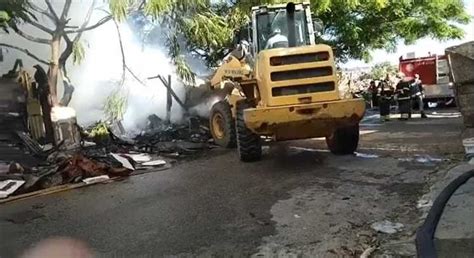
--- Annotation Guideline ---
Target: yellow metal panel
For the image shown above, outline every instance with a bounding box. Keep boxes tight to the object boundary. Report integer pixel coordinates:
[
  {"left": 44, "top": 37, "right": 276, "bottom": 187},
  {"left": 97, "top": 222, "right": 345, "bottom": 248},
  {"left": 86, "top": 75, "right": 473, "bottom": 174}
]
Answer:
[
  {"left": 26, "top": 100, "right": 42, "bottom": 115},
  {"left": 269, "top": 75, "right": 337, "bottom": 88},
  {"left": 256, "top": 44, "right": 340, "bottom": 107},
  {"left": 243, "top": 98, "right": 365, "bottom": 140},
  {"left": 265, "top": 61, "right": 335, "bottom": 73},
  {"left": 26, "top": 99, "right": 45, "bottom": 140},
  {"left": 28, "top": 115, "right": 45, "bottom": 140},
  {"left": 269, "top": 91, "right": 339, "bottom": 106},
  {"left": 210, "top": 56, "right": 251, "bottom": 88}
]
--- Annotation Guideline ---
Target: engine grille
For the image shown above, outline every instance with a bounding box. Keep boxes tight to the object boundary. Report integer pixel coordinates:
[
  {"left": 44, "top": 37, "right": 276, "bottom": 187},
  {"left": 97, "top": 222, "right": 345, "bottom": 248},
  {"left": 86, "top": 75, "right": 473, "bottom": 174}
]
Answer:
[
  {"left": 272, "top": 82, "right": 335, "bottom": 96},
  {"left": 270, "top": 52, "right": 330, "bottom": 66},
  {"left": 271, "top": 67, "right": 332, "bottom": 81}
]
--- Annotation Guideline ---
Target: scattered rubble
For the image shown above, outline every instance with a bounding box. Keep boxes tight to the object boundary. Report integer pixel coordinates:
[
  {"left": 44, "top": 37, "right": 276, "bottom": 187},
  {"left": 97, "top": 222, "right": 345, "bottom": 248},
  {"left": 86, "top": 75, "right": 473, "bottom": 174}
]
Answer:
[
  {"left": 355, "top": 152, "right": 379, "bottom": 159},
  {"left": 398, "top": 154, "right": 446, "bottom": 164},
  {"left": 83, "top": 175, "right": 110, "bottom": 185},
  {"left": 0, "top": 114, "right": 214, "bottom": 200},
  {"left": 142, "top": 160, "right": 167, "bottom": 167},
  {"left": 0, "top": 180, "right": 25, "bottom": 198},
  {"left": 371, "top": 220, "right": 404, "bottom": 234},
  {"left": 417, "top": 199, "right": 433, "bottom": 209},
  {"left": 110, "top": 153, "right": 135, "bottom": 171}
]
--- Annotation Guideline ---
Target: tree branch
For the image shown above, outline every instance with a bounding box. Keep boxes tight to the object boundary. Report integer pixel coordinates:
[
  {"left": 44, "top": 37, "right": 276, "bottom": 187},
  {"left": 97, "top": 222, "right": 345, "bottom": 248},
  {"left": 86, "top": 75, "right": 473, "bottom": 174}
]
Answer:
[
  {"left": 65, "top": 16, "right": 113, "bottom": 34},
  {"left": 25, "top": 17, "right": 55, "bottom": 34},
  {"left": 44, "top": 0, "right": 60, "bottom": 22},
  {"left": 111, "top": 18, "right": 147, "bottom": 87},
  {"left": 0, "top": 43, "right": 49, "bottom": 65},
  {"left": 59, "top": 0, "right": 96, "bottom": 67},
  {"left": 126, "top": 66, "right": 146, "bottom": 85},
  {"left": 113, "top": 19, "right": 126, "bottom": 87},
  {"left": 30, "top": 2, "right": 57, "bottom": 22},
  {"left": 73, "top": 0, "right": 96, "bottom": 42},
  {"left": 60, "top": 0, "right": 73, "bottom": 22},
  {"left": 60, "top": 34, "right": 73, "bottom": 66},
  {"left": 11, "top": 24, "right": 51, "bottom": 44}
]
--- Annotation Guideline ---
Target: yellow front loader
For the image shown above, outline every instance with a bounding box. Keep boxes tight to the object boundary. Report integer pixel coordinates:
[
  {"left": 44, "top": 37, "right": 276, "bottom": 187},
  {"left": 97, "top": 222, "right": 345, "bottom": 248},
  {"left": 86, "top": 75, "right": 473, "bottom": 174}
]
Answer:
[{"left": 209, "top": 2, "right": 365, "bottom": 162}]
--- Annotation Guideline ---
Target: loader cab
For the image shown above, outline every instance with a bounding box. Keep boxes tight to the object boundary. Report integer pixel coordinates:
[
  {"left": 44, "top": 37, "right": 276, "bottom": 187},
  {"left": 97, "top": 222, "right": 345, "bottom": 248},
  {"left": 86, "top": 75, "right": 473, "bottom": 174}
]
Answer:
[{"left": 251, "top": 2, "right": 318, "bottom": 54}]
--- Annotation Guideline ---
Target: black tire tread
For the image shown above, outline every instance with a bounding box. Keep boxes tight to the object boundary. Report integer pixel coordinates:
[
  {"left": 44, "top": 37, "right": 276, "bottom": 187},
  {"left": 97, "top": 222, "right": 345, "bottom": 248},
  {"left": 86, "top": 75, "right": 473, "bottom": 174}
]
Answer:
[
  {"left": 236, "top": 100, "right": 262, "bottom": 162},
  {"left": 326, "top": 124, "right": 360, "bottom": 155},
  {"left": 210, "top": 101, "right": 236, "bottom": 148}
]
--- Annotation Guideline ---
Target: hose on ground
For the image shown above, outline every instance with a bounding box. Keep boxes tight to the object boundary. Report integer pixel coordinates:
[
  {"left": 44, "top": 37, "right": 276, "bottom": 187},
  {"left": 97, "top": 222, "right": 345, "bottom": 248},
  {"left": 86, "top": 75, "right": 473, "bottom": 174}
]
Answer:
[{"left": 416, "top": 169, "right": 474, "bottom": 258}]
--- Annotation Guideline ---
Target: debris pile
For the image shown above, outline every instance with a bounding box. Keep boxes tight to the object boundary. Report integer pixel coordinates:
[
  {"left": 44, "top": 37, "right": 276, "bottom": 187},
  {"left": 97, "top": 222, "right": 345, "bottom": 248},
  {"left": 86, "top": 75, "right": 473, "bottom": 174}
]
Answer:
[
  {"left": 0, "top": 114, "right": 213, "bottom": 200},
  {"left": 132, "top": 115, "right": 212, "bottom": 154}
]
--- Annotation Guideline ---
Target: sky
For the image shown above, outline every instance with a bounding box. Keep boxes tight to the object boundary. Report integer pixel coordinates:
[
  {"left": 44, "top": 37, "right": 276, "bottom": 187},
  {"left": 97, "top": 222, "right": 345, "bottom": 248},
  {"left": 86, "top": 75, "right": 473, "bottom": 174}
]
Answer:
[{"left": 342, "top": 0, "right": 474, "bottom": 68}]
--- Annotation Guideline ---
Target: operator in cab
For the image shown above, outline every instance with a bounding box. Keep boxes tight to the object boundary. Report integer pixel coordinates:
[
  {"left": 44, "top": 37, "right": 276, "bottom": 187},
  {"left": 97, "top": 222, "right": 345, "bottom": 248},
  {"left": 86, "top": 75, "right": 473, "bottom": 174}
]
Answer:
[{"left": 265, "top": 27, "right": 289, "bottom": 49}]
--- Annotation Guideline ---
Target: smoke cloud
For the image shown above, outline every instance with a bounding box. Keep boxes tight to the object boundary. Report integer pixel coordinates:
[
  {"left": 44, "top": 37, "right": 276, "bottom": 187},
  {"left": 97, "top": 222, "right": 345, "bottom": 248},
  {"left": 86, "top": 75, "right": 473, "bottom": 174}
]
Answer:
[{"left": 0, "top": 1, "right": 211, "bottom": 135}]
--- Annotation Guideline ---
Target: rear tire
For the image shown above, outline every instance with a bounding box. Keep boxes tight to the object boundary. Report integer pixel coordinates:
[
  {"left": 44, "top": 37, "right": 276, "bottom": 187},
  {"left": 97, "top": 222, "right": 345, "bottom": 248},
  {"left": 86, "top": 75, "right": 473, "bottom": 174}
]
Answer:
[
  {"left": 210, "top": 101, "right": 236, "bottom": 148},
  {"left": 326, "top": 124, "right": 360, "bottom": 155},
  {"left": 236, "top": 100, "right": 262, "bottom": 162}
]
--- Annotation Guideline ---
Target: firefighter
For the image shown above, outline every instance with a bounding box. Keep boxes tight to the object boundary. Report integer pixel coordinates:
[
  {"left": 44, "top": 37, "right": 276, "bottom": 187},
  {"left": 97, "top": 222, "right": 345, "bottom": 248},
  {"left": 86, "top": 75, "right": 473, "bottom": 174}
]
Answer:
[
  {"left": 395, "top": 73, "right": 412, "bottom": 120},
  {"left": 378, "top": 74, "right": 393, "bottom": 122},
  {"left": 369, "top": 80, "right": 378, "bottom": 108},
  {"left": 411, "top": 74, "right": 428, "bottom": 118}
]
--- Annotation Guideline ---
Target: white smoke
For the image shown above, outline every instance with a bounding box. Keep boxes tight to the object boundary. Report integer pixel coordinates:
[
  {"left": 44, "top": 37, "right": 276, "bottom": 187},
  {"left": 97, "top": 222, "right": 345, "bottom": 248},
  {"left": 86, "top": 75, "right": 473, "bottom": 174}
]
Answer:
[
  {"left": 68, "top": 18, "right": 188, "bottom": 133},
  {"left": 0, "top": 0, "right": 211, "bottom": 134}
]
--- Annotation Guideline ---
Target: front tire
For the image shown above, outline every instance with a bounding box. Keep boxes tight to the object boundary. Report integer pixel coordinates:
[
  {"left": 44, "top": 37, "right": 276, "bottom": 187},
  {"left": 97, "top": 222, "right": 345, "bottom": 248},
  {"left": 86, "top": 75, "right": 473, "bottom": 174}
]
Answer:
[
  {"left": 326, "top": 124, "right": 360, "bottom": 155},
  {"left": 210, "top": 101, "right": 236, "bottom": 148},
  {"left": 236, "top": 100, "right": 262, "bottom": 162}
]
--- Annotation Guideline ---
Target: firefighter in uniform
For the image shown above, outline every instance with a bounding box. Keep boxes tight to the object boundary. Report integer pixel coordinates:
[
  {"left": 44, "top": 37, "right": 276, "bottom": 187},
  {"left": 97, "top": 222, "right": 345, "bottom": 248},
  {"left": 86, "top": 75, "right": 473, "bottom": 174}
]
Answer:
[
  {"left": 369, "top": 80, "right": 378, "bottom": 108},
  {"left": 378, "top": 74, "right": 394, "bottom": 121},
  {"left": 410, "top": 74, "right": 428, "bottom": 118},
  {"left": 395, "top": 73, "right": 412, "bottom": 120}
]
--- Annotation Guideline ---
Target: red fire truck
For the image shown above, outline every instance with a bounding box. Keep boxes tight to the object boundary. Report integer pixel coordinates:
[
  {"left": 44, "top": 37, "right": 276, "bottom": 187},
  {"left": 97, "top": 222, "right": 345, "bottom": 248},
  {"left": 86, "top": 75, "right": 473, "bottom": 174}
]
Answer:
[{"left": 399, "top": 54, "right": 454, "bottom": 105}]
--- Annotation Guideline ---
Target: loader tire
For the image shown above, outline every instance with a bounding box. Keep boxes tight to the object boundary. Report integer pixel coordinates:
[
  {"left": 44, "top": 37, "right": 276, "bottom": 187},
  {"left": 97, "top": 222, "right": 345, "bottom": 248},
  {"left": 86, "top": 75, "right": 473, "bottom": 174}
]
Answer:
[
  {"left": 236, "top": 101, "right": 262, "bottom": 162},
  {"left": 210, "top": 101, "right": 236, "bottom": 148},
  {"left": 326, "top": 124, "right": 360, "bottom": 155}
]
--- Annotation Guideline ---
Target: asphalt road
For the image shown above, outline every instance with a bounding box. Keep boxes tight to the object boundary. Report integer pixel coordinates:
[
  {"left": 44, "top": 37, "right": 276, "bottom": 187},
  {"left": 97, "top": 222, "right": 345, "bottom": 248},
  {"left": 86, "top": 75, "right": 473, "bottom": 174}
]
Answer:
[{"left": 0, "top": 109, "right": 465, "bottom": 257}]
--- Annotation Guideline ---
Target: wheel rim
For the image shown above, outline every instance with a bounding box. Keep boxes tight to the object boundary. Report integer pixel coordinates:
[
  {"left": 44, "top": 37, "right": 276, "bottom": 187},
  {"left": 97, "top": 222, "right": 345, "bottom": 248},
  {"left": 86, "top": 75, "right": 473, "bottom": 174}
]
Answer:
[{"left": 212, "top": 112, "right": 225, "bottom": 139}]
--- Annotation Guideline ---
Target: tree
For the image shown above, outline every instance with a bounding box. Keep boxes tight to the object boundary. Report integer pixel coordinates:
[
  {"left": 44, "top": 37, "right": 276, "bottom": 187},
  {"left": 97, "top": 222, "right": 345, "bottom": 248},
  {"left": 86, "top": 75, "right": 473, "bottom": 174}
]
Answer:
[
  {"left": 115, "top": 0, "right": 471, "bottom": 66},
  {"left": 0, "top": 0, "right": 114, "bottom": 143},
  {"left": 313, "top": 0, "right": 471, "bottom": 62},
  {"left": 369, "top": 61, "right": 398, "bottom": 80},
  {"left": 108, "top": 0, "right": 244, "bottom": 84},
  {"left": 0, "top": 0, "right": 113, "bottom": 106},
  {"left": 2, "top": 0, "right": 471, "bottom": 94},
  {"left": 0, "top": 0, "right": 33, "bottom": 31}
]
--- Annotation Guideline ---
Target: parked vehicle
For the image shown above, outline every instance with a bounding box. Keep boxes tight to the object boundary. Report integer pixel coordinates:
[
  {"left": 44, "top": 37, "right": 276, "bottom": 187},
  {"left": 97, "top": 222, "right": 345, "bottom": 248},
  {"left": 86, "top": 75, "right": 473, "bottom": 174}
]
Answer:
[{"left": 399, "top": 54, "right": 454, "bottom": 106}]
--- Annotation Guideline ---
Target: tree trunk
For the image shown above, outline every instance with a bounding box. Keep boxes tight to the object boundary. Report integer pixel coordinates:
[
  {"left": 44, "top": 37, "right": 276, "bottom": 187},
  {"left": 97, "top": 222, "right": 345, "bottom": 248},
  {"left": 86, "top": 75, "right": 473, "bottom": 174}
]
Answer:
[{"left": 48, "top": 36, "right": 61, "bottom": 106}]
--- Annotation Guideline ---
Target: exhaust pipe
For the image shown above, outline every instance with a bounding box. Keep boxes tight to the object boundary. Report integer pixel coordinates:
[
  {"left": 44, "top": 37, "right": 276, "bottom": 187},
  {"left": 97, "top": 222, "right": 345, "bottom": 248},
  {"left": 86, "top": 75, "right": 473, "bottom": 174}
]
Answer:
[{"left": 286, "top": 2, "right": 296, "bottom": 47}]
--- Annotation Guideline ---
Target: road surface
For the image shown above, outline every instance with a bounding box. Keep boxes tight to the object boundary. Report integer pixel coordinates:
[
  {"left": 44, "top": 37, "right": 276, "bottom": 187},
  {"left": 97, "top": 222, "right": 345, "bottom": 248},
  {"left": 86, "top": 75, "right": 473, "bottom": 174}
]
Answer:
[{"left": 0, "top": 110, "right": 465, "bottom": 257}]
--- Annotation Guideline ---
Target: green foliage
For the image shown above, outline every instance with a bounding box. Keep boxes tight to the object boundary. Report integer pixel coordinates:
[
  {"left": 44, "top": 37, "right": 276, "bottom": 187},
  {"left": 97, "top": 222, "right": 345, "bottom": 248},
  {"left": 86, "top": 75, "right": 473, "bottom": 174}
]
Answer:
[
  {"left": 0, "top": 11, "right": 9, "bottom": 23},
  {"left": 369, "top": 61, "right": 398, "bottom": 80},
  {"left": 104, "top": 90, "right": 127, "bottom": 123},
  {"left": 88, "top": 121, "right": 110, "bottom": 138},
  {"left": 166, "top": 33, "right": 196, "bottom": 85},
  {"left": 72, "top": 40, "right": 87, "bottom": 65},
  {"left": 144, "top": 0, "right": 172, "bottom": 16},
  {"left": 109, "top": 0, "right": 133, "bottom": 22},
  {"left": 110, "top": 0, "right": 235, "bottom": 85},
  {"left": 110, "top": 0, "right": 471, "bottom": 70},
  {"left": 182, "top": 12, "right": 232, "bottom": 51},
  {"left": 312, "top": 0, "right": 470, "bottom": 62},
  {"left": 0, "top": 0, "right": 34, "bottom": 31}
]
